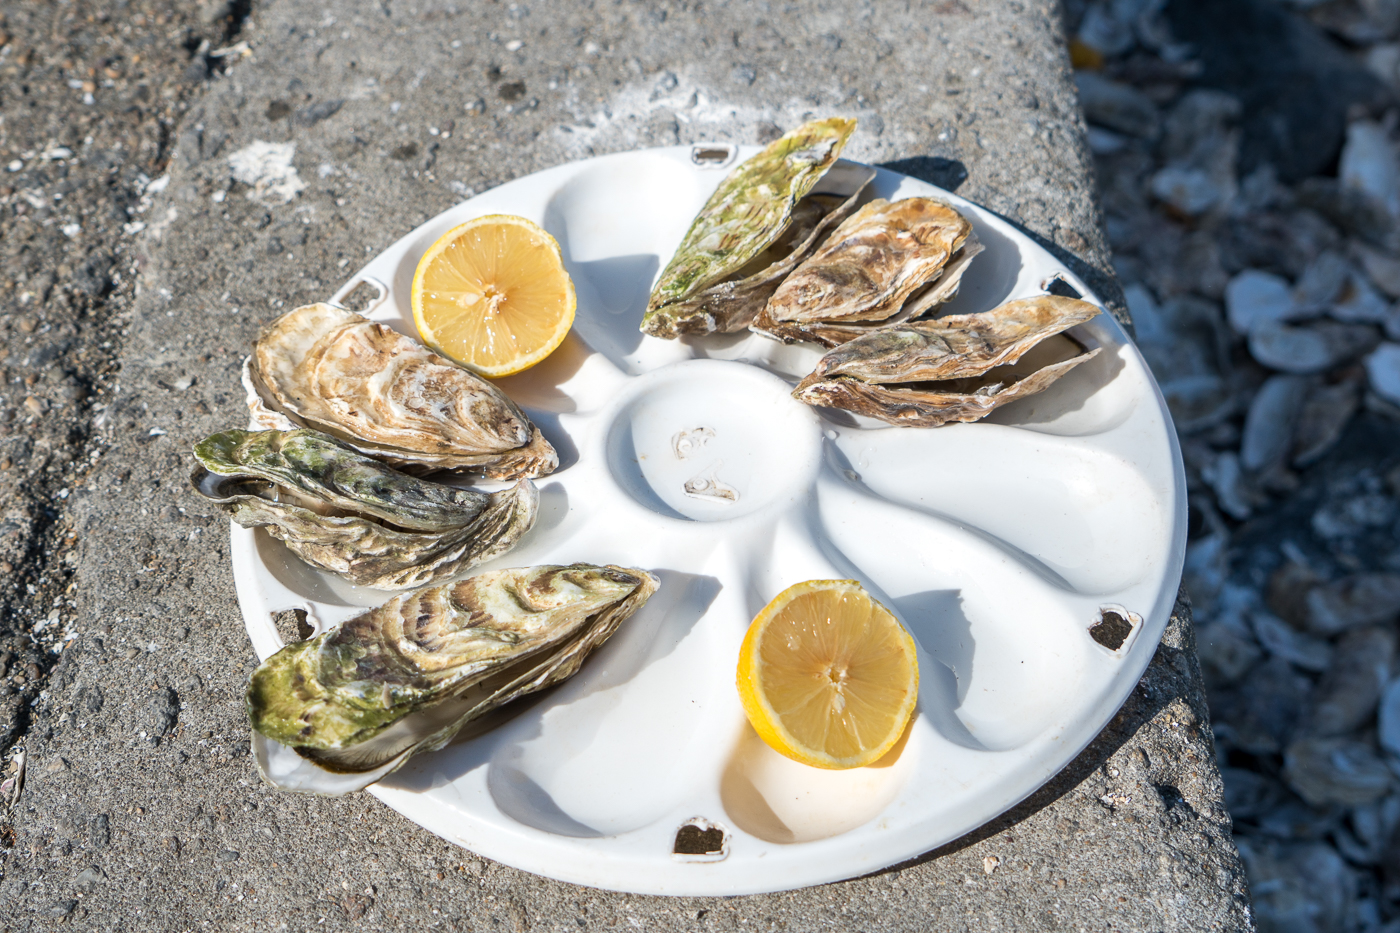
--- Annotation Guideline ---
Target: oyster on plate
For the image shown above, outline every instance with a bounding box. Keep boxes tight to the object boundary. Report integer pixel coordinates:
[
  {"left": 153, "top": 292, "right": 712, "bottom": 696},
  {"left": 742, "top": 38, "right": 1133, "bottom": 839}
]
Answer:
[
  {"left": 792, "top": 295, "right": 1103, "bottom": 427},
  {"left": 191, "top": 428, "right": 537, "bottom": 590},
  {"left": 245, "top": 302, "right": 557, "bottom": 479},
  {"left": 248, "top": 563, "right": 659, "bottom": 795},
  {"left": 642, "top": 117, "right": 872, "bottom": 338},
  {"left": 753, "top": 196, "right": 983, "bottom": 347}
]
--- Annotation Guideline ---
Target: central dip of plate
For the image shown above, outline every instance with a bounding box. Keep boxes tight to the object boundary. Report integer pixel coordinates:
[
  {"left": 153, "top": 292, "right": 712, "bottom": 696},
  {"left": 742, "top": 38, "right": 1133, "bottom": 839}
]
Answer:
[{"left": 602, "top": 359, "right": 823, "bottom": 522}]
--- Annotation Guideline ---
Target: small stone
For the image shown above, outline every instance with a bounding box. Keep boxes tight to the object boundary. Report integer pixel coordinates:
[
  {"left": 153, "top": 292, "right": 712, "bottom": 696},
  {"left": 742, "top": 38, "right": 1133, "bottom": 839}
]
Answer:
[
  {"left": 1284, "top": 736, "right": 1393, "bottom": 806},
  {"left": 217, "top": 849, "right": 240, "bottom": 862},
  {"left": 1195, "top": 620, "right": 1263, "bottom": 686},
  {"left": 1214, "top": 657, "right": 1312, "bottom": 755},
  {"left": 1301, "top": 627, "right": 1394, "bottom": 736},
  {"left": 1341, "top": 120, "right": 1400, "bottom": 217},
  {"left": 23, "top": 396, "right": 47, "bottom": 417},
  {"left": 47, "top": 901, "right": 77, "bottom": 919},
  {"left": 1226, "top": 269, "right": 1294, "bottom": 334},
  {"left": 1378, "top": 678, "right": 1400, "bottom": 758},
  {"left": 1159, "top": 89, "right": 1243, "bottom": 164},
  {"left": 74, "top": 866, "right": 105, "bottom": 893},
  {"left": 294, "top": 99, "right": 344, "bottom": 127},
  {"left": 1238, "top": 840, "right": 1358, "bottom": 933},
  {"left": 1250, "top": 611, "right": 1332, "bottom": 673},
  {"left": 1248, "top": 320, "right": 1379, "bottom": 374},
  {"left": 89, "top": 814, "right": 109, "bottom": 848},
  {"left": 1366, "top": 342, "right": 1400, "bottom": 405},
  {"left": 1306, "top": 573, "right": 1400, "bottom": 635},
  {"left": 1293, "top": 250, "right": 1351, "bottom": 311},
  {"left": 1331, "top": 270, "right": 1392, "bottom": 325},
  {"left": 1074, "top": 71, "right": 1160, "bottom": 139},
  {"left": 1296, "top": 177, "right": 1395, "bottom": 246},
  {"left": 1201, "top": 450, "right": 1256, "bottom": 519},
  {"left": 1240, "top": 374, "right": 1310, "bottom": 471},
  {"left": 1292, "top": 379, "right": 1362, "bottom": 467},
  {"left": 1150, "top": 163, "right": 1235, "bottom": 217},
  {"left": 1271, "top": 554, "right": 1321, "bottom": 627},
  {"left": 1355, "top": 242, "right": 1400, "bottom": 298}
]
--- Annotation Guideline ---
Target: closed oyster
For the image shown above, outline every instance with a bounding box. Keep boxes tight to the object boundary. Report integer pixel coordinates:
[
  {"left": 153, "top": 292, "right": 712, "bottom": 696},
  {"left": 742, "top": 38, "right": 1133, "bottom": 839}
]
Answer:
[
  {"left": 246, "top": 302, "right": 557, "bottom": 479},
  {"left": 191, "top": 428, "right": 537, "bottom": 590},
  {"left": 753, "top": 197, "right": 982, "bottom": 347},
  {"left": 248, "top": 563, "right": 659, "bottom": 795},
  {"left": 793, "top": 295, "right": 1103, "bottom": 426},
  {"left": 642, "top": 117, "right": 865, "bottom": 338}
]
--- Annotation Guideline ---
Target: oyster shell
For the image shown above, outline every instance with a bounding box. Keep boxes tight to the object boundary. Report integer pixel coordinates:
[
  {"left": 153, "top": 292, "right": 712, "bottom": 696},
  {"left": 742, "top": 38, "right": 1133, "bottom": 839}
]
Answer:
[
  {"left": 191, "top": 428, "right": 537, "bottom": 589},
  {"left": 754, "top": 197, "right": 982, "bottom": 347},
  {"left": 246, "top": 302, "right": 557, "bottom": 479},
  {"left": 642, "top": 117, "right": 863, "bottom": 338},
  {"left": 248, "top": 563, "right": 659, "bottom": 795},
  {"left": 793, "top": 295, "right": 1103, "bottom": 426}
]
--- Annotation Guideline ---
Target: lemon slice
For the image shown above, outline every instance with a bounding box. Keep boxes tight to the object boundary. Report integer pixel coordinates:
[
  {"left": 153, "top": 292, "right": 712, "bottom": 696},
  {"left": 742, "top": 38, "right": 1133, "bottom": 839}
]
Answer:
[
  {"left": 737, "top": 580, "right": 919, "bottom": 769},
  {"left": 411, "top": 215, "right": 576, "bottom": 378}
]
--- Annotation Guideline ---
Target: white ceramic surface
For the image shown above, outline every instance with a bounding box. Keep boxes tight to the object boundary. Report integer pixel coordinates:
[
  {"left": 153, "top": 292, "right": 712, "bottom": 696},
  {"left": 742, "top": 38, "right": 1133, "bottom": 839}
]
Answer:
[{"left": 230, "top": 144, "right": 1187, "bottom": 896}]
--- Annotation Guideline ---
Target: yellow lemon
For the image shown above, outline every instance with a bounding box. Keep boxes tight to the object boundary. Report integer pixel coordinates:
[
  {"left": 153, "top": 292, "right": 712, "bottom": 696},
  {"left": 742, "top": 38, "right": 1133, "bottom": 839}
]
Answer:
[
  {"left": 411, "top": 214, "right": 576, "bottom": 377},
  {"left": 737, "top": 579, "right": 919, "bottom": 769}
]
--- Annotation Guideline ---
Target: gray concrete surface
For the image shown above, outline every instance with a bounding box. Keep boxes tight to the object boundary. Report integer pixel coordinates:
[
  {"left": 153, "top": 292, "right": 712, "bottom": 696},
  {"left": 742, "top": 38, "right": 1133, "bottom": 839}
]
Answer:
[{"left": 0, "top": 1, "right": 1252, "bottom": 929}]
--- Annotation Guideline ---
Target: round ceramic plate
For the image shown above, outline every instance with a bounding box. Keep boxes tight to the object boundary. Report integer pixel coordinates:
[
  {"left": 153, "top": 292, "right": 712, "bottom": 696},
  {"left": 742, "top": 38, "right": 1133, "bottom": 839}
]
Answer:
[{"left": 230, "top": 144, "right": 1187, "bottom": 896}]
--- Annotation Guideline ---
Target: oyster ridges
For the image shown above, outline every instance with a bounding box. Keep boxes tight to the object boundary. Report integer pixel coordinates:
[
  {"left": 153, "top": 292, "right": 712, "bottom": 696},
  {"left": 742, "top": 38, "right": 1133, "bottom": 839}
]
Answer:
[
  {"left": 754, "top": 197, "right": 982, "bottom": 346},
  {"left": 191, "top": 428, "right": 537, "bottom": 589},
  {"left": 793, "top": 295, "right": 1103, "bottom": 426},
  {"left": 248, "top": 563, "right": 659, "bottom": 794},
  {"left": 646, "top": 168, "right": 876, "bottom": 337},
  {"left": 642, "top": 117, "right": 858, "bottom": 338},
  {"left": 247, "top": 302, "right": 558, "bottom": 479}
]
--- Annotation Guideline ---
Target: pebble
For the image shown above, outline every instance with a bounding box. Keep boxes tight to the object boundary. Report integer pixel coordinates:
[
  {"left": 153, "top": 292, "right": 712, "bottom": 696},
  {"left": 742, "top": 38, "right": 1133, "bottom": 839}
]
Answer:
[
  {"left": 1150, "top": 163, "right": 1234, "bottom": 217},
  {"left": 1354, "top": 242, "right": 1400, "bottom": 298},
  {"left": 1331, "top": 270, "right": 1392, "bottom": 324},
  {"left": 1366, "top": 342, "right": 1400, "bottom": 404},
  {"left": 1240, "top": 374, "right": 1310, "bottom": 471},
  {"left": 1226, "top": 269, "right": 1295, "bottom": 334},
  {"left": 1238, "top": 840, "right": 1358, "bottom": 933},
  {"left": 1251, "top": 610, "right": 1333, "bottom": 673},
  {"left": 1302, "top": 627, "right": 1394, "bottom": 736},
  {"left": 1267, "top": 560, "right": 1324, "bottom": 629},
  {"left": 1291, "top": 380, "right": 1361, "bottom": 467},
  {"left": 1284, "top": 736, "right": 1394, "bottom": 806},
  {"left": 1201, "top": 450, "right": 1256, "bottom": 519},
  {"left": 1248, "top": 320, "right": 1379, "bottom": 374},
  {"left": 1293, "top": 250, "right": 1351, "bottom": 311},
  {"left": 1305, "top": 573, "right": 1400, "bottom": 636},
  {"left": 1340, "top": 120, "right": 1400, "bottom": 217},
  {"left": 1195, "top": 620, "right": 1263, "bottom": 686},
  {"left": 1377, "top": 678, "right": 1400, "bottom": 759},
  {"left": 1074, "top": 71, "right": 1161, "bottom": 139},
  {"left": 1216, "top": 657, "right": 1312, "bottom": 755}
]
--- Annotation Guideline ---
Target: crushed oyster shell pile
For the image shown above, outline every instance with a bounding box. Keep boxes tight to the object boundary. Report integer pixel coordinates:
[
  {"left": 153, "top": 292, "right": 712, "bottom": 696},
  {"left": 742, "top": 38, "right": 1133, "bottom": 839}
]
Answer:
[{"left": 192, "top": 116, "right": 1108, "bottom": 797}]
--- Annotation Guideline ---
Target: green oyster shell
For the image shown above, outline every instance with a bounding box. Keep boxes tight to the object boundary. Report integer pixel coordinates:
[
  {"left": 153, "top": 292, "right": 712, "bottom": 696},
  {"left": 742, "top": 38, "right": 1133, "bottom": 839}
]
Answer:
[
  {"left": 191, "top": 428, "right": 537, "bottom": 589},
  {"left": 248, "top": 563, "right": 659, "bottom": 793},
  {"left": 642, "top": 117, "right": 857, "bottom": 337}
]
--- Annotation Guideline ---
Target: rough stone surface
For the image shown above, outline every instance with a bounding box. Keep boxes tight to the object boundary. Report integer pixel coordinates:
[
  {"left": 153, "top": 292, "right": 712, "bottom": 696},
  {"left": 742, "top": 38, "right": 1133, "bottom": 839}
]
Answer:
[{"left": 0, "top": 1, "right": 1249, "bottom": 930}]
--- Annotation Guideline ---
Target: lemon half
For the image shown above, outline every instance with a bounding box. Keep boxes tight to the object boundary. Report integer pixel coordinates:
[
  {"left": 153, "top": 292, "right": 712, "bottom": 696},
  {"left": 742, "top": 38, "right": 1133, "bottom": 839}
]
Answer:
[
  {"left": 737, "top": 579, "right": 919, "bottom": 769},
  {"left": 411, "top": 214, "right": 576, "bottom": 378}
]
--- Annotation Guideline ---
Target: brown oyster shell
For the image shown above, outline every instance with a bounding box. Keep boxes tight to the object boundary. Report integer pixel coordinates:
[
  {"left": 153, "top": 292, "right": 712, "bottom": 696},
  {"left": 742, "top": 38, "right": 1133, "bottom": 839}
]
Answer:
[
  {"left": 792, "top": 295, "right": 1103, "bottom": 427},
  {"left": 753, "top": 196, "right": 982, "bottom": 346},
  {"left": 246, "top": 303, "right": 557, "bottom": 479}
]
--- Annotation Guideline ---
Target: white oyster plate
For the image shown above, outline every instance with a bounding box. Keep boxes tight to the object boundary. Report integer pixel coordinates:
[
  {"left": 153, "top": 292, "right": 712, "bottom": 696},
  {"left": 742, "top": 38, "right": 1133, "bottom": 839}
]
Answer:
[{"left": 231, "top": 144, "right": 1186, "bottom": 896}]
